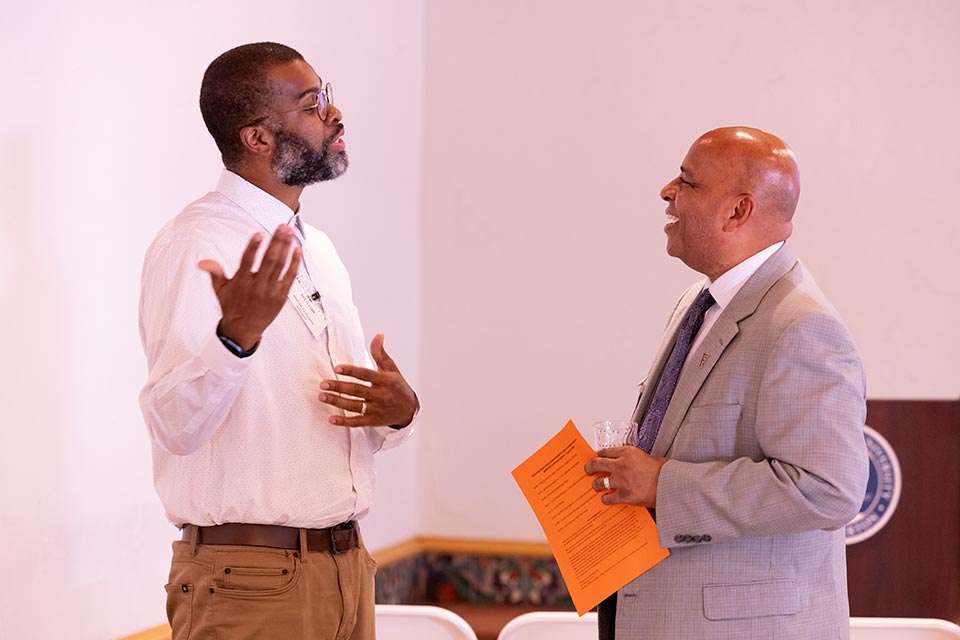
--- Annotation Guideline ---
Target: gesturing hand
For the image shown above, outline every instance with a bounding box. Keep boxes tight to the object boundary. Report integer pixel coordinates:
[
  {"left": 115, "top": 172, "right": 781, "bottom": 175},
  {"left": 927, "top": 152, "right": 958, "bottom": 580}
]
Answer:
[
  {"left": 198, "top": 224, "right": 302, "bottom": 350},
  {"left": 584, "top": 446, "right": 669, "bottom": 507},
  {"left": 318, "top": 334, "right": 419, "bottom": 428}
]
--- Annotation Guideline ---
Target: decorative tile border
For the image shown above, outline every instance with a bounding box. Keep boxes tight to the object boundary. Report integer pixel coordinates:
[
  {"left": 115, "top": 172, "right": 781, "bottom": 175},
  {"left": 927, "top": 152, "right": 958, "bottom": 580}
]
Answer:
[{"left": 376, "top": 549, "right": 573, "bottom": 608}]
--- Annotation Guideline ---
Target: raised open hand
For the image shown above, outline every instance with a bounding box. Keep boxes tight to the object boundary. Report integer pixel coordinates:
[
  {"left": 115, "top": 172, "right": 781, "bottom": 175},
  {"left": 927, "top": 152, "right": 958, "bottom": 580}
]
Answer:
[
  {"left": 198, "top": 224, "right": 302, "bottom": 350},
  {"left": 318, "top": 334, "right": 419, "bottom": 428}
]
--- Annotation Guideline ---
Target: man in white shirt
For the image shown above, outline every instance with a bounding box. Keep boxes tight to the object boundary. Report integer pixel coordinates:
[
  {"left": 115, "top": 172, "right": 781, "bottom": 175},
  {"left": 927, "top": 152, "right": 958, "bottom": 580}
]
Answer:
[
  {"left": 139, "top": 42, "right": 418, "bottom": 640},
  {"left": 585, "top": 128, "right": 868, "bottom": 639}
]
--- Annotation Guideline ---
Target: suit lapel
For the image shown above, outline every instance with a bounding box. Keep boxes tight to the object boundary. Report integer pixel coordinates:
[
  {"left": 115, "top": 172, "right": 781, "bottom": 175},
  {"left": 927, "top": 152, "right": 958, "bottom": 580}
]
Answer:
[
  {"left": 632, "top": 283, "right": 704, "bottom": 425},
  {"left": 649, "top": 244, "right": 800, "bottom": 457},
  {"left": 649, "top": 315, "right": 739, "bottom": 457}
]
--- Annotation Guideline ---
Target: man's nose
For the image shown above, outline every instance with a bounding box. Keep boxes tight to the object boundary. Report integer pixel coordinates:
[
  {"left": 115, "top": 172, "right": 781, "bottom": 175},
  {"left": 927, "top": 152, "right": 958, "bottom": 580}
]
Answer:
[
  {"left": 660, "top": 177, "right": 678, "bottom": 202},
  {"left": 324, "top": 104, "right": 343, "bottom": 125}
]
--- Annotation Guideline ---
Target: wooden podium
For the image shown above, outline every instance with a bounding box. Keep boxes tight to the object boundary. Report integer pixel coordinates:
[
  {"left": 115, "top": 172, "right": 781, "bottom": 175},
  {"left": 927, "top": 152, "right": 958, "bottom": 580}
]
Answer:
[{"left": 846, "top": 399, "right": 960, "bottom": 622}]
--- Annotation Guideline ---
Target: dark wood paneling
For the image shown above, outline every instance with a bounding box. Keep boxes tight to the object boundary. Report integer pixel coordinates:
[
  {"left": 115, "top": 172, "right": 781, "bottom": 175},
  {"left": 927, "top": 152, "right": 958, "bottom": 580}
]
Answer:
[{"left": 847, "top": 399, "right": 960, "bottom": 622}]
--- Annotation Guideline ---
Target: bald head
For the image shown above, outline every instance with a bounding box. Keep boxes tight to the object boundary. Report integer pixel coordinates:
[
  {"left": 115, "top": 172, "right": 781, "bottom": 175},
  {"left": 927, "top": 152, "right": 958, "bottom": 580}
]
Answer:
[
  {"left": 659, "top": 127, "right": 801, "bottom": 279},
  {"left": 693, "top": 127, "right": 801, "bottom": 222}
]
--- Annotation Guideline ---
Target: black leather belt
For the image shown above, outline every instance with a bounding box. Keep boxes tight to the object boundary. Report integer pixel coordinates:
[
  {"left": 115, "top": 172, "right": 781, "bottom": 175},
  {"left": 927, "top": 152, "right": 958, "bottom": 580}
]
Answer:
[{"left": 181, "top": 521, "right": 359, "bottom": 554}]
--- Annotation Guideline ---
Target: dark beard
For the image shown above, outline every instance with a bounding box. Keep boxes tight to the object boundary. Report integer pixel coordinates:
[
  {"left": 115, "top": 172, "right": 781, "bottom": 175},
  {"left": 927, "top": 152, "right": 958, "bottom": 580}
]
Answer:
[{"left": 272, "top": 129, "right": 349, "bottom": 187}]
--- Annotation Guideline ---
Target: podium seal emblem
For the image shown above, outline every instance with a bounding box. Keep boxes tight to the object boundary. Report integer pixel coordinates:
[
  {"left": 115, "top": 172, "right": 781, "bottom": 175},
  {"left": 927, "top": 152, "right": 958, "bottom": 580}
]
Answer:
[{"left": 846, "top": 425, "right": 901, "bottom": 545}]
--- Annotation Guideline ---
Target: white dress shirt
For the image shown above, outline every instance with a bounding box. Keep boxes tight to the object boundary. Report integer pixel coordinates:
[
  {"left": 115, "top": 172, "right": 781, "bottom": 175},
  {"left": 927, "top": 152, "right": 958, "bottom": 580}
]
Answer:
[
  {"left": 688, "top": 241, "right": 785, "bottom": 360},
  {"left": 139, "top": 169, "right": 411, "bottom": 528}
]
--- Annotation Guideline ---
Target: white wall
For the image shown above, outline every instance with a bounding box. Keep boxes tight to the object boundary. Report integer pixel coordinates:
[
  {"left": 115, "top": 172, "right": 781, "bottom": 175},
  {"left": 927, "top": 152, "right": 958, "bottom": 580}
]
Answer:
[
  {"left": 0, "top": 1, "right": 423, "bottom": 638},
  {"left": 417, "top": 0, "right": 960, "bottom": 541}
]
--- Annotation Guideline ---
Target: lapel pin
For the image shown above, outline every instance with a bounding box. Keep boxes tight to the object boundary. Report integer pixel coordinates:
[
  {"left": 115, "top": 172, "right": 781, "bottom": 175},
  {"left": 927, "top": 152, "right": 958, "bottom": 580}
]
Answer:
[{"left": 698, "top": 352, "right": 710, "bottom": 368}]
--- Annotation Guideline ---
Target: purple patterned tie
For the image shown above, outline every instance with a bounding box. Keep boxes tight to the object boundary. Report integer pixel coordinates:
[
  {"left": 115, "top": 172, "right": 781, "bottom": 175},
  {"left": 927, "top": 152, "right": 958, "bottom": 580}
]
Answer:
[{"left": 636, "top": 287, "right": 716, "bottom": 453}]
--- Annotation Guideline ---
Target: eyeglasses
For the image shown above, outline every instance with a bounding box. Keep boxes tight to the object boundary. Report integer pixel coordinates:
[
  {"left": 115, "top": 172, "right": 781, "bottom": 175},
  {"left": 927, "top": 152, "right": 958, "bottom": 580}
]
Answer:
[{"left": 241, "top": 82, "right": 334, "bottom": 128}]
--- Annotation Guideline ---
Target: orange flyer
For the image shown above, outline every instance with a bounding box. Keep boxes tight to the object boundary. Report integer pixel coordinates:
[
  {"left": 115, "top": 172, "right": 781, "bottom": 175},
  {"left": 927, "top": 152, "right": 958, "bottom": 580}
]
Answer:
[{"left": 511, "top": 420, "right": 669, "bottom": 616}]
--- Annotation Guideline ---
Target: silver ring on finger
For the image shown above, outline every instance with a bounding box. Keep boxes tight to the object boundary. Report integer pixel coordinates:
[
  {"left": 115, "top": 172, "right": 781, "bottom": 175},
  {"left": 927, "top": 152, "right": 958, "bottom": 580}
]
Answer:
[
  {"left": 360, "top": 401, "right": 367, "bottom": 416},
  {"left": 602, "top": 476, "right": 612, "bottom": 491}
]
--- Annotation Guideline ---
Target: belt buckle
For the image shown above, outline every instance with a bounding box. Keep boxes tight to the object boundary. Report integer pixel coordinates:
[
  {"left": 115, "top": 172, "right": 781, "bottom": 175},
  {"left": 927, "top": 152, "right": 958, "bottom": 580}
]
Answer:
[{"left": 329, "top": 522, "right": 355, "bottom": 555}]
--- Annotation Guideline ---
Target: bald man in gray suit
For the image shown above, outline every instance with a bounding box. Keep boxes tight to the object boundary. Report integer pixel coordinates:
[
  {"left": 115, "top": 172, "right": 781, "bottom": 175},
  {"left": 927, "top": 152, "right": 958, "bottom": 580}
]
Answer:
[{"left": 585, "top": 127, "right": 869, "bottom": 640}]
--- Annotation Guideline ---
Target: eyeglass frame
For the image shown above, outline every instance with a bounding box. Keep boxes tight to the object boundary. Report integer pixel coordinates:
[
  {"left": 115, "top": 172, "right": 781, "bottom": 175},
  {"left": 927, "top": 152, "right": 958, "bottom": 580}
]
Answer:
[{"left": 240, "top": 82, "right": 334, "bottom": 129}]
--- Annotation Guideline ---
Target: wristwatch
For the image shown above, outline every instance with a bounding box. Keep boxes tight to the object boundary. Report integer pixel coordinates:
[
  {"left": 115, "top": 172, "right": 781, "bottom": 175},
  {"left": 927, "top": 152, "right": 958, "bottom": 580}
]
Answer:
[
  {"left": 390, "top": 394, "right": 421, "bottom": 430},
  {"left": 216, "top": 322, "right": 260, "bottom": 358}
]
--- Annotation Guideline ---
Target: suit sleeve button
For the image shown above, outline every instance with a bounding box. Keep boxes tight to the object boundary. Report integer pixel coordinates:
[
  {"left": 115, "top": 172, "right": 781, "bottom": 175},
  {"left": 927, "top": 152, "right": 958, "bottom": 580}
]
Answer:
[
  {"left": 674, "top": 534, "right": 684, "bottom": 543},
  {"left": 702, "top": 535, "right": 711, "bottom": 542},
  {"left": 692, "top": 535, "right": 702, "bottom": 543}
]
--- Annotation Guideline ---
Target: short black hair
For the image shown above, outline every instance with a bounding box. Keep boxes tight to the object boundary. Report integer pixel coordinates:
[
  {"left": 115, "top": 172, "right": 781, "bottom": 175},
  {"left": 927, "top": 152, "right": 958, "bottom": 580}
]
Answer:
[{"left": 199, "top": 42, "right": 304, "bottom": 165}]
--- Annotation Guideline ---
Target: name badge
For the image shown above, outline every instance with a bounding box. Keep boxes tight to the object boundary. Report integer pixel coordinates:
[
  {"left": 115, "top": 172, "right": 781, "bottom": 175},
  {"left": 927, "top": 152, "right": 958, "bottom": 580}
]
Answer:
[{"left": 288, "top": 273, "right": 329, "bottom": 340}]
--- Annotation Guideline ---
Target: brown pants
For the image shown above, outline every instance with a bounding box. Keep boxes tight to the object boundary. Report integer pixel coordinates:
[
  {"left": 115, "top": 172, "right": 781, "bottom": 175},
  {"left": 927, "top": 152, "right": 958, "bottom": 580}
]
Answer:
[{"left": 164, "top": 533, "right": 377, "bottom": 640}]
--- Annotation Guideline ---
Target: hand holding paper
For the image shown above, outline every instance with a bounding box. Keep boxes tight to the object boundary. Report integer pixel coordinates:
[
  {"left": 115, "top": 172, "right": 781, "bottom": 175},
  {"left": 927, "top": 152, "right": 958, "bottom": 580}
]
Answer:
[
  {"left": 584, "top": 446, "right": 669, "bottom": 507},
  {"left": 511, "top": 421, "right": 669, "bottom": 615}
]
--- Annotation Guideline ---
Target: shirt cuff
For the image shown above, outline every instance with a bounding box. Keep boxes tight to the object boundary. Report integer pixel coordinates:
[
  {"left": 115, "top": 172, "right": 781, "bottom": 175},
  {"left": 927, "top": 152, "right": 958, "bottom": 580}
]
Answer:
[{"left": 199, "top": 329, "right": 253, "bottom": 379}]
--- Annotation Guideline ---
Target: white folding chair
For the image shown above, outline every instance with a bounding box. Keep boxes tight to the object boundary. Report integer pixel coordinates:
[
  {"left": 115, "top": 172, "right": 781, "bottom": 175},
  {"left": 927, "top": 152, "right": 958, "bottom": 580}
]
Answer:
[
  {"left": 497, "top": 611, "right": 598, "bottom": 640},
  {"left": 375, "top": 604, "right": 479, "bottom": 640},
  {"left": 850, "top": 617, "right": 960, "bottom": 640}
]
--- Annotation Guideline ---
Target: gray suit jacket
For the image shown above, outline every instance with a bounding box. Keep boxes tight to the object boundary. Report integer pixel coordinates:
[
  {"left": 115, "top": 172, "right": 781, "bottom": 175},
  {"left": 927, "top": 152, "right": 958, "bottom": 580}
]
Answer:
[{"left": 614, "top": 244, "right": 869, "bottom": 640}]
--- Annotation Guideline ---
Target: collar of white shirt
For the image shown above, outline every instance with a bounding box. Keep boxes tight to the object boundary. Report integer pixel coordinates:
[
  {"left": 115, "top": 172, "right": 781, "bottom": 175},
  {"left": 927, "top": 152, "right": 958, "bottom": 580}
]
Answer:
[
  {"left": 706, "top": 241, "right": 785, "bottom": 310},
  {"left": 216, "top": 169, "right": 305, "bottom": 240},
  {"left": 686, "top": 241, "right": 785, "bottom": 361}
]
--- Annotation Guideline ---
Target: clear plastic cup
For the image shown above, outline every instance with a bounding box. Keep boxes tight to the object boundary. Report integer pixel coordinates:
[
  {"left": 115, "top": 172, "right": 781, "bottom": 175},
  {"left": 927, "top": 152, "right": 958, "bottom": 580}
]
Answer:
[{"left": 593, "top": 420, "right": 638, "bottom": 450}]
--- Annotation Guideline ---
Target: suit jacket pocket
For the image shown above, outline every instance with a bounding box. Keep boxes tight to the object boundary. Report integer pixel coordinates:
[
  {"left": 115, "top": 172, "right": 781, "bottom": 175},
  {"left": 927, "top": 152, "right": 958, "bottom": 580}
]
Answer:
[
  {"left": 684, "top": 403, "right": 742, "bottom": 424},
  {"left": 703, "top": 579, "right": 799, "bottom": 620}
]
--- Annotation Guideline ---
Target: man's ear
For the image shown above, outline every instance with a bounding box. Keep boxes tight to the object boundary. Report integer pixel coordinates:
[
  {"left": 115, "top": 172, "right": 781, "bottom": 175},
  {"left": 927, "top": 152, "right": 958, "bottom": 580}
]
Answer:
[
  {"left": 238, "top": 124, "right": 275, "bottom": 158},
  {"left": 724, "top": 194, "right": 755, "bottom": 231}
]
